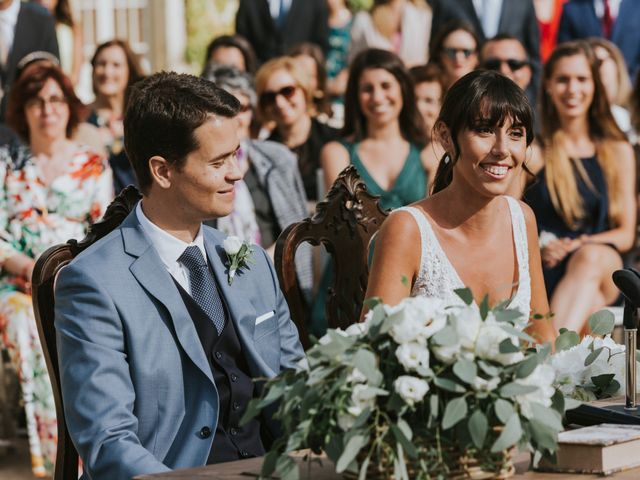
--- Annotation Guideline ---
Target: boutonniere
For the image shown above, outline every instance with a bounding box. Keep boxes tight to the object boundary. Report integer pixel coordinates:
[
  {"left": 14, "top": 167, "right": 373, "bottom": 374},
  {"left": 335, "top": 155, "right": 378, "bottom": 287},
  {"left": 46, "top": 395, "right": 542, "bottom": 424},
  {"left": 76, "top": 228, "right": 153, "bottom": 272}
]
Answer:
[{"left": 223, "top": 236, "right": 253, "bottom": 285}]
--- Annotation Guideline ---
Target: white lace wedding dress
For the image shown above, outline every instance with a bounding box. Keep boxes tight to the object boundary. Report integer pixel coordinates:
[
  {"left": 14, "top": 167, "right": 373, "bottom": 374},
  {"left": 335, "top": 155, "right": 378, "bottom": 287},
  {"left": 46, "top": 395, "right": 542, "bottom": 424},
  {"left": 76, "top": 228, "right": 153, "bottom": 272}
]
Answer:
[{"left": 395, "top": 196, "right": 531, "bottom": 322}]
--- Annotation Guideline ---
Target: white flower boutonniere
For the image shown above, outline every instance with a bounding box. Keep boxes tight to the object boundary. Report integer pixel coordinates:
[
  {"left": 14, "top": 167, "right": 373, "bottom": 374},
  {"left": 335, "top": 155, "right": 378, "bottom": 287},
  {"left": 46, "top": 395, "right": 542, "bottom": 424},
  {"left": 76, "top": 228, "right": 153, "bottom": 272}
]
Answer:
[{"left": 223, "top": 236, "right": 253, "bottom": 285}]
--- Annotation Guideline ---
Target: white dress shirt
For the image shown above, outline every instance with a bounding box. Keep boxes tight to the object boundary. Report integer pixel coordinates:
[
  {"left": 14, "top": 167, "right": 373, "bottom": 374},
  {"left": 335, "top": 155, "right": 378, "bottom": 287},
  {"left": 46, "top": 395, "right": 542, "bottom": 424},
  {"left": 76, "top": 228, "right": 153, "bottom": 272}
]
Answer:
[
  {"left": 472, "top": 0, "right": 504, "bottom": 39},
  {"left": 268, "top": 0, "right": 293, "bottom": 21},
  {"left": 135, "top": 201, "right": 207, "bottom": 295},
  {"left": 594, "top": 0, "right": 621, "bottom": 20},
  {"left": 0, "top": 0, "right": 20, "bottom": 63}
]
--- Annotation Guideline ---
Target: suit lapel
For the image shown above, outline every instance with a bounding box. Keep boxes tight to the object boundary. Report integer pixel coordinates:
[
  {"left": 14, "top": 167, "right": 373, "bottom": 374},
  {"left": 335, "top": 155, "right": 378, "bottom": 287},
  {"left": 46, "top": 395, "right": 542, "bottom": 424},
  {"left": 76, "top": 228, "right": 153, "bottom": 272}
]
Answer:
[
  {"left": 122, "top": 213, "right": 214, "bottom": 385},
  {"left": 282, "top": 0, "right": 301, "bottom": 33},
  {"left": 5, "top": 4, "right": 26, "bottom": 77},
  {"left": 462, "top": 0, "right": 485, "bottom": 40},
  {"left": 497, "top": 0, "right": 514, "bottom": 35},
  {"left": 612, "top": 0, "right": 635, "bottom": 41},
  {"left": 203, "top": 230, "right": 257, "bottom": 349}
]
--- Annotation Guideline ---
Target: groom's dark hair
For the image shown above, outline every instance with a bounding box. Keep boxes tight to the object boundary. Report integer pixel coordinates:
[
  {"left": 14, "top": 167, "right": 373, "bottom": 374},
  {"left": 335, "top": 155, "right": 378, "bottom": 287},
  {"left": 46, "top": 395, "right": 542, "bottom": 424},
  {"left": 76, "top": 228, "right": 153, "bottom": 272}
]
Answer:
[{"left": 124, "top": 71, "right": 240, "bottom": 194}]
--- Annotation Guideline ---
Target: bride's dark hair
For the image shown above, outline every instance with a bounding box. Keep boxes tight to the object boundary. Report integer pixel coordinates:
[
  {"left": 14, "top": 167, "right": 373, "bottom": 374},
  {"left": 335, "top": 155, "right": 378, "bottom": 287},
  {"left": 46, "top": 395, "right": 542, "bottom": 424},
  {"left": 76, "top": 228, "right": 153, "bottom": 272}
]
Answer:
[{"left": 431, "top": 70, "right": 534, "bottom": 194}]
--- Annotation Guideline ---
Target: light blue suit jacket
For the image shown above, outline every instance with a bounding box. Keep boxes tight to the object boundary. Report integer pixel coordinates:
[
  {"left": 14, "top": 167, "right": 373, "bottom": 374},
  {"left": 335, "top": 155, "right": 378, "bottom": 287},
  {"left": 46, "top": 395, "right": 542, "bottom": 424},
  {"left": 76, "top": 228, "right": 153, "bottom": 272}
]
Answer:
[{"left": 54, "top": 209, "right": 304, "bottom": 480}]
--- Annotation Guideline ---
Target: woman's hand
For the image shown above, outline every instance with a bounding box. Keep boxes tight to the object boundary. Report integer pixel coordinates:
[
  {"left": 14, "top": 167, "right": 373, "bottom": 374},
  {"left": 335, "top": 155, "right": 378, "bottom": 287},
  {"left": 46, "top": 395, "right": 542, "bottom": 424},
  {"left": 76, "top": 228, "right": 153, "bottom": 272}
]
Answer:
[
  {"left": 2, "top": 253, "right": 35, "bottom": 294},
  {"left": 541, "top": 238, "right": 576, "bottom": 268}
]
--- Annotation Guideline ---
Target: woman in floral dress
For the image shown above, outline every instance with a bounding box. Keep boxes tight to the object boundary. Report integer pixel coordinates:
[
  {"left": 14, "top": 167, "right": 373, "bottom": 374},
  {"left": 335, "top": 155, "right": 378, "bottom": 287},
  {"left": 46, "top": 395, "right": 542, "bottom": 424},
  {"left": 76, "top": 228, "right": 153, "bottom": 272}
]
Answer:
[{"left": 1, "top": 63, "right": 113, "bottom": 476}]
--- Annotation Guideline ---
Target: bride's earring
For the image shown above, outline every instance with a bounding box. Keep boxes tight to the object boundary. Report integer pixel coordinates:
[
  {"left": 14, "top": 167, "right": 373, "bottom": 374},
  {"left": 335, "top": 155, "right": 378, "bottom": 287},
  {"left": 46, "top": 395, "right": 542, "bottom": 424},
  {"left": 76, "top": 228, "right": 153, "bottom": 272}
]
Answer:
[{"left": 443, "top": 153, "right": 451, "bottom": 164}]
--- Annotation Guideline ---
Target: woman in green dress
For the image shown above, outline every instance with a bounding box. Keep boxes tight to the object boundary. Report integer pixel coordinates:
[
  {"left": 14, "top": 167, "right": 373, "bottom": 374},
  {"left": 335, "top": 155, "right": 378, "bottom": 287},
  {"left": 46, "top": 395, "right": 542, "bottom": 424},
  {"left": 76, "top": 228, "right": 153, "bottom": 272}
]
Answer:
[{"left": 321, "top": 48, "right": 429, "bottom": 209}]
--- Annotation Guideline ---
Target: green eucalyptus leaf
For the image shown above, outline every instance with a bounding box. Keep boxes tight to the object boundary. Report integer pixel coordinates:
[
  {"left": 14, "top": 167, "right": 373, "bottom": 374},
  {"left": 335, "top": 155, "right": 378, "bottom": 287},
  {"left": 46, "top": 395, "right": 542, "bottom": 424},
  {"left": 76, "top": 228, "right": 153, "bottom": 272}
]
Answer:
[
  {"left": 563, "top": 397, "right": 583, "bottom": 412},
  {"left": 442, "top": 397, "right": 468, "bottom": 430},
  {"left": 515, "top": 355, "right": 539, "bottom": 379},
  {"left": 336, "top": 434, "right": 369, "bottom": 473},
  {"left": 490, "top": 414, "right": 522, "bottom": 452},
  {"left": 494, "top": 399, "right": 515, "bottom": 424},
  {"left": 478, "top": 360, "right": 501, "bottom": 376},
  {"left": 468, "top": 410, "right": 489, "bottom": 448},
  {"left": 529, "top": 402, "right": 563, "bottom": 431},
  {"left": 261, "top": 450, "right": 279, "bottom": 477},
  {"left": 588, "top": 310, "right": 615, "bottom": 335},
  {"left": 363, "top": 296, "right": 382, "bottom": 310},
  {"left": 429, "top": 394, "right": 439, "bottom": 418},
  {"left": 390, "top": 423, "right": 418, "bottom": 459},
  {"left": 529, "top": 419, "right": 558, "bottom": 452},
  {"left": 479, "top": 295, "right": 489, "bottom": 320},
  {"left": 591, "top": 373, "right": 616, "bottom": 389},
  {"left": 432, "top": 325, "right": 458, "bottom": 346},
  {"left": 453, "top": 358, "right": 477, "bottom": 384},
  {"left": 494, "top": 309, "right": 525, "bottom": 324},
  {"left": 555, "top": 330, "right": 580, "bottom": 352},
  {"left": 276, "top": 455, "right": 299, "bottom": 480},
  {"left": 358, "top": 455, "right": 370, "bottom": 480},
  {"left": 500, "top": 382, "right": 538, "bottom": 396},
  {"left": 499, "top": 338, "right": 520, "bottom": 354},
  {"left": 353, "top": 349, "right": 383, "bottom": 386},
  {"left": 434, "top": 377, "right": 466, "bottom": 393},
  {"left": 499, "top": 324, "right": 537, "bottom": 343},
  {"left": 584, "top": 347, "right": 604, "bottom": 367},
  {"left": 325, "top": 435, "right": 344, "bottom": 463},
  {"left": 454, "top": 287, "right": 474, "bottom": 305},
  {"left": 397, "top": 418, "right": 413, "bottom": 441}
]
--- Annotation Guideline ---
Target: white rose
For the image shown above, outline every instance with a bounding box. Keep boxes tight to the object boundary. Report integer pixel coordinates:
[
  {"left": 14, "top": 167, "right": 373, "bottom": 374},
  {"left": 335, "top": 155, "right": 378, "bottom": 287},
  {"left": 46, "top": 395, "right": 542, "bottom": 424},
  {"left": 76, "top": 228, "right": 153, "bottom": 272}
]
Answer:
[
  {"left": 432, "top": 343, "right": 461, "bottom": 365},
  {"left": 345, "top": 322, "right": 368, "bottom": 337},
  {"left": 515, "top": 364, "right": 556, "bottom": 418},
  {"left": 549, "top": 344, "right": 588, "bottom": 395},
  {"left": 475, "top": 318, "right": 524, "bottom": 365},
  {"left": 337, "top": 413, "right": 356, "bottom": 431},
  {"left": 395, "top": 342, "right": 432, "bottom": 376},
  {"left": 454, "top": 305, "right": 483, "bottom": 351},
  {"left": 346, "top": 367, "right": 367, "bottom": 384},
  {"left": 394, "top": 375, "right": 429, "bottom": 406},
  {"left": 472, "top": 376, "right": 501, "bottom": 393},
  {"left": 399, "top": 296, "right": 448, "bottom": 339},
  {"left": 389, "top": 311, "right": 428, "bottom": 345},
  {"left": 347, "top": 384, "right": 379, "bottom": 416},
  {"left": 223, "top": 235, "right": 243, "bottom": 255}
]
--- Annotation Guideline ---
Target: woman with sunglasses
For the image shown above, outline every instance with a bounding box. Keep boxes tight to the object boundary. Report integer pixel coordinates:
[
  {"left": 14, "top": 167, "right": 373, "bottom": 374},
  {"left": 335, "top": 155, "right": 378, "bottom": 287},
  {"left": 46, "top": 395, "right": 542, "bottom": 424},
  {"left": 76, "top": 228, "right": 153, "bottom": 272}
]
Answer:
[
  {"left": 523, "top": 41, "right": 636, "bottom": 334},
  {"left": 1, "top": 63, "right": 112, "bottom": 477},
  {"left": 430, "top": 20, "right": 480, "bottom": 90},
  {"left": 255, "top": 57, "right": 339, "bottom": 203}
]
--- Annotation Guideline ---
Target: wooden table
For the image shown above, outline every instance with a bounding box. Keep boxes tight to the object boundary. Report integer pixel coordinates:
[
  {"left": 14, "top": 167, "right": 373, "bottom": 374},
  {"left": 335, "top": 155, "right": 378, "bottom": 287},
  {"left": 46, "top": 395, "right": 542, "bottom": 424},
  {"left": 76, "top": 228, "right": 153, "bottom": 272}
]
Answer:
[{"left": 136, "top": 450, "right": 640, "bottom": 479}]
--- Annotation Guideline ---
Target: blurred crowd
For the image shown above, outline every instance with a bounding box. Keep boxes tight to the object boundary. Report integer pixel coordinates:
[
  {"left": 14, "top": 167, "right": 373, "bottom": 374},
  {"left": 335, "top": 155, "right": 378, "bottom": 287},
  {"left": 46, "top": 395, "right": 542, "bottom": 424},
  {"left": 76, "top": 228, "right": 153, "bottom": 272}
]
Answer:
[{"left": 1, "top": 0, "right": 640, "bottom": 476}]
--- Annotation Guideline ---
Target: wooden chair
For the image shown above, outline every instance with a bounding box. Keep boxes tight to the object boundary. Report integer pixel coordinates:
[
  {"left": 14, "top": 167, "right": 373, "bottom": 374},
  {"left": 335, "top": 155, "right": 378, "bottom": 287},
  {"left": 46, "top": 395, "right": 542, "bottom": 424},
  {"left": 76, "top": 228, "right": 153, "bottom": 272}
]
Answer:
[
  {"left": 275, "top": 166, "right": 389, "bottom": 349},
  {"left": 31, "top": 186, "right": 142, "bottom": 480}
]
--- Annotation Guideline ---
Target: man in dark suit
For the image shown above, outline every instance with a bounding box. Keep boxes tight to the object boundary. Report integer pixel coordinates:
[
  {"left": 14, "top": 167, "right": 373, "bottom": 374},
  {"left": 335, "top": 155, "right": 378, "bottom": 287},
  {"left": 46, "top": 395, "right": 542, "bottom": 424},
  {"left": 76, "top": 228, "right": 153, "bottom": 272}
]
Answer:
[
  {"left": 430, "top": 0, "right": 540, "bottom": 93},
  {"left": 235, "top": 0, "right": 329, "bottom": 65},
  {"left": 557, "top": 0, "right": 640, "bottom": 79},
  {"left": 0, "top": 0, "right": 59, "bottom": 118}
]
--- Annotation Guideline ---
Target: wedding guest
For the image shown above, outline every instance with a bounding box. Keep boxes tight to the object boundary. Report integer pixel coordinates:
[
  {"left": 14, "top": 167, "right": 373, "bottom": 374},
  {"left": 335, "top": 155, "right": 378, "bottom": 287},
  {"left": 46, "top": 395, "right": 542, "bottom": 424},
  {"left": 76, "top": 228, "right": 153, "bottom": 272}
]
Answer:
[
  {"left": 0, "top": 62, "right": 112, "bottom": 477},
  {"left": 30, "top": 0, "right": 82, "bottom": 84},
  {"left": 349, "top": 0, "right": 432, "bottom": 67},
  {"left": 325, "top": 0, "right": 352, "bottom": 104},
  {"left": 365, "top": 69, "right": 556, "bottom": 344},
  {"left": 429, "top": 20, "right": 480, "bottom": 90},
  {"left": 201, "top": 64, "right": 313, "bottom": 298},
  {"left": 204, "top": 34, "right": 257, "bottom": 74},
  {"left": 524, "top": 41, "right": 635, "bottom": 334},
  {"left": 481, "top": 35, "right": 534, "bottom": 100},
  {"left": 87, "top": 39, "right": 144, "bottom": 193},
  {"left": 533, "top": 0, "right": 568, "bottom": 62},
  {"left": 409, "top": 62, "right": 445, "bottom": 187},
  {"left": 588, "top": 37, "right": 633, "bottom": 137},
  {"left": 289, "top": 42, "right": 332, "bottom": 118},
  {"left": 255, "top": 56, "right": 339, "bottom": 202}
]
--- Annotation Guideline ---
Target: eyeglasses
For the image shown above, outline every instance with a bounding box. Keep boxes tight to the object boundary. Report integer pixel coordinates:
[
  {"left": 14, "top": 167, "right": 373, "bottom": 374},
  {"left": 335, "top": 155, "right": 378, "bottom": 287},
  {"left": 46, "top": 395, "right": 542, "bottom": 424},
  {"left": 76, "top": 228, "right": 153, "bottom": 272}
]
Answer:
[
  {"left": 483, "top": 58, "right": 530, "bottom": 72},
  {"left": 25, "top": 95, "right": 68, "bottom": 111},
  {"left": 443, "top": 47, "right": 475, "bottom": 59},
  {"left": 238, "top": 102, "right": 252, "bottom": 113},
  {"left": 259, "top": 85, "right": 298, "bottom": 108}
]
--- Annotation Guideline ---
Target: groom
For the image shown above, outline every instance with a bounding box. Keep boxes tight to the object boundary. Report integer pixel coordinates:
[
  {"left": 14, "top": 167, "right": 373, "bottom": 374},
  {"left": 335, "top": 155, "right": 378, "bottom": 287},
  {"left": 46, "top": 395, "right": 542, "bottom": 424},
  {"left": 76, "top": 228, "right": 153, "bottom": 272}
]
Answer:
[{"left": 54, "top": 72, "right": 304, "bottom": 479}]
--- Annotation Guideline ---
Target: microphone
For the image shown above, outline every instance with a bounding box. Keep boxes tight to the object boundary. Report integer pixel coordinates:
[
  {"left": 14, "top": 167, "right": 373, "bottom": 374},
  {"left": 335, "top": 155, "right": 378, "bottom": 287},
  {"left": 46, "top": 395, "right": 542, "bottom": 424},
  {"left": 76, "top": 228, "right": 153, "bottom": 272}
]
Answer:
[{"left": 612, "top": 268, "right": 640, "bottom": 410}]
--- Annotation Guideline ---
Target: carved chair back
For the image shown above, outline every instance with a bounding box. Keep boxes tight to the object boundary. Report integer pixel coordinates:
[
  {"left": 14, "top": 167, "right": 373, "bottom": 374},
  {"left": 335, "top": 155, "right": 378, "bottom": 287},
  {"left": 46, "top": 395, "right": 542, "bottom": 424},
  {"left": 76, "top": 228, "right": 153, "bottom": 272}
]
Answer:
[
  {"left": 275, "top": 166, "right": 389, "bottom": 349},
  {"left": 31, "top": 186, "right": 142, "bottom": 480}
]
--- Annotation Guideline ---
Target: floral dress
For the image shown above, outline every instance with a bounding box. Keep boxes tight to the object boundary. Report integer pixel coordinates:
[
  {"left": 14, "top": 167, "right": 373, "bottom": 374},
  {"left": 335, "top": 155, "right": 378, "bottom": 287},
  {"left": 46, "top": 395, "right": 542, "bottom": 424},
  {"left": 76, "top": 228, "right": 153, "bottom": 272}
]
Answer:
[{"left": 0, "top": 143, "right": 113, "bottom": 477}]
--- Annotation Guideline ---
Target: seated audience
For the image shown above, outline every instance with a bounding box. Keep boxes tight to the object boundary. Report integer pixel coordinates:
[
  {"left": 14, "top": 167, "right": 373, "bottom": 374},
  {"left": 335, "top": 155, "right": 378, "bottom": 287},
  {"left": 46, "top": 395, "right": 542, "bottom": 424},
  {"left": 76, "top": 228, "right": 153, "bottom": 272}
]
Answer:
[
  {"left": 0, "top": 63, "right": 112, "bottom": 477},
  {"left": 429, "top": 20, "right": 480, "bottom": 90},
  {"left": 55, "top": 71, "right": 304, "bottom": 479},
  {"left": 87, "top": 39, "right": 145, "bottom": 193},
  {"left": 201, "top": 64, "right": 313, "bottom": 297},
  {"left": 409, "top": 62, "right": 445, "bottom": 187},
  {"left": 255, "top": 56, "right": 339, "bottom": 202},
  {"left": 349, "top": 0, "right": 432, "bottom": 67},
  {"left": 588, "top": 37, "right": 633, "bottom": 137},
  {"left": 524, "top": 41, "right": 636, "bottom": 334},
  {"left": 203, "top": 34, "right": 257, "bottom": 74}
]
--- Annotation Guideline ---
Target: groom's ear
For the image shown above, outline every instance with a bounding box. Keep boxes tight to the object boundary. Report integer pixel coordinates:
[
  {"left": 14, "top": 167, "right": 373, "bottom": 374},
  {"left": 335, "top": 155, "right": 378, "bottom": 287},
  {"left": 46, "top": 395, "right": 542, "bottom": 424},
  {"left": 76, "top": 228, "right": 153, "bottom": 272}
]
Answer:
[{"left": 148, "top": 156, "right": 172, "bottom": 190}]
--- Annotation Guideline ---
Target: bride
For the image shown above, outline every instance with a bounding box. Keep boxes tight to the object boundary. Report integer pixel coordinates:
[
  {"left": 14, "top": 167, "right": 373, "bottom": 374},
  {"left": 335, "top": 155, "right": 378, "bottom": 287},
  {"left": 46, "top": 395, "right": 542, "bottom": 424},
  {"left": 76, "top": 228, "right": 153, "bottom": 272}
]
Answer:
[{"left": 364, "top": 70, "right": 556, "bottom": 344}]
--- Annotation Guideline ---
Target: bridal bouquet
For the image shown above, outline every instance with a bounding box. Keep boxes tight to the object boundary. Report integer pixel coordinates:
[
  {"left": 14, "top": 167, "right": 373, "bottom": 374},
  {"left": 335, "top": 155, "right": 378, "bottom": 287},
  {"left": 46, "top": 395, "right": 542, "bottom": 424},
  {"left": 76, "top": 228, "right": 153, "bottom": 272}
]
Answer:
[{"left": 243, "top": 290, "right": 569, "bottom": 480}]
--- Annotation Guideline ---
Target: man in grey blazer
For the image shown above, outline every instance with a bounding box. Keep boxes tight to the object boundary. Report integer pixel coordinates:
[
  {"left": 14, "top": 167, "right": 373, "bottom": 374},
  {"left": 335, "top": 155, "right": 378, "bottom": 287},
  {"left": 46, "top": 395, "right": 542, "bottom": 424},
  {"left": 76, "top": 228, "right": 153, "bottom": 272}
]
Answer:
[{"left": 54, "top": 71, "right": 305, "bottom": 479}]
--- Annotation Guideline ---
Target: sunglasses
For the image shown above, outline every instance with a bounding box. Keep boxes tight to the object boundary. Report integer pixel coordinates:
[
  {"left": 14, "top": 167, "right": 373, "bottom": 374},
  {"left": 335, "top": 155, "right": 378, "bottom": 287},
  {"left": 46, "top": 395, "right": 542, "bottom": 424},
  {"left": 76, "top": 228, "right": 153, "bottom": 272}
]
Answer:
[
  {"left": 259, "top": 85, "right": 298, "bottom": 108},
  {"left": 443, "top": 47, "right": 475, "bottom": 59},
  {"left": 483, "top": 58, "right": 529, "bottom": 72}
]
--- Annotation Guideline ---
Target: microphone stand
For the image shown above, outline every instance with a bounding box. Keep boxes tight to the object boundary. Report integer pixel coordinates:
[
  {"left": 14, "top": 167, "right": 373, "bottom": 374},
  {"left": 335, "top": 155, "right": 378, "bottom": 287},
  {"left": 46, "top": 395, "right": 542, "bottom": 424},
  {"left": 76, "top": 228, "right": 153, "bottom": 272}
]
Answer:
[{"left": 623, "top": 301, "right": 638, "bottom": 410}]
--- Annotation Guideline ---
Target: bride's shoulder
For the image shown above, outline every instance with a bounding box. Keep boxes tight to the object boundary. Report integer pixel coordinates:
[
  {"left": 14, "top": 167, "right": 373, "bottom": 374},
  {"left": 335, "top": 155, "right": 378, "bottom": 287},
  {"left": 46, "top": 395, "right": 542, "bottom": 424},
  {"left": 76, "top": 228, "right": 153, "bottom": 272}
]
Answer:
[{"left": 378, "top": 207, "right": 424, "bottom": 244}]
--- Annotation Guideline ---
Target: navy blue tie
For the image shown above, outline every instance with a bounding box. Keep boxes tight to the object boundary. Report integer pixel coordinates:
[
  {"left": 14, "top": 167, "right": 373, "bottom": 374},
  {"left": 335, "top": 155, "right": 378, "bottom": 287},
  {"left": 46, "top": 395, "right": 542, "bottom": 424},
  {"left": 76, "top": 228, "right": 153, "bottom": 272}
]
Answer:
[{"left": 179, "top": 246, "right": 226, "bottom": 334}]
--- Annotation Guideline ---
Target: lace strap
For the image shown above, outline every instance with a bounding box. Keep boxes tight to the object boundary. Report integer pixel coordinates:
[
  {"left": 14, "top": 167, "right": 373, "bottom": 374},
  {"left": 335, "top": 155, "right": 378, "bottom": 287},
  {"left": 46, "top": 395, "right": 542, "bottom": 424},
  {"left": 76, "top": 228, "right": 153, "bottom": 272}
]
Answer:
[
  {"left": 393, "top": 206, "right": 434, "bottom": 278},
  {"left": 505, "top": 197, "right": 529, "bottom": 276}
]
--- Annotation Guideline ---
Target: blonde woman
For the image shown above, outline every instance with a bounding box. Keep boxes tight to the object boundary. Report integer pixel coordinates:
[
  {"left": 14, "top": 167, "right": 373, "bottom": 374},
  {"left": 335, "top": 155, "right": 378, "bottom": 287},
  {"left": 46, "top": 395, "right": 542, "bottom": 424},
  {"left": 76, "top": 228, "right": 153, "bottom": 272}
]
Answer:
[
  {"left": 524, "top": 41, "right": 636, "bottom": 333},
  {"left": 255, "top": 56, "right": 338, "bottom": 202}
]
